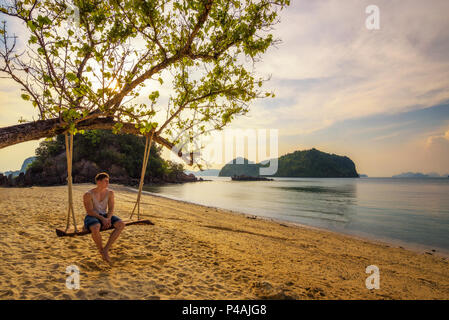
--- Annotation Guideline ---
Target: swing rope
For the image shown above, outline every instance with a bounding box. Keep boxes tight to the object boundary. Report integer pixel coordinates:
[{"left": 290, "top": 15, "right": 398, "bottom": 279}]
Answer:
[
  {"left": 64, "top": 132, "right": 78, "bottom": 233},
  {"left": 130, "top": 130, "right": 155, "bottom": 221},
  {"left": 56, "top": 129, "right": 156, "bottom": 237}
]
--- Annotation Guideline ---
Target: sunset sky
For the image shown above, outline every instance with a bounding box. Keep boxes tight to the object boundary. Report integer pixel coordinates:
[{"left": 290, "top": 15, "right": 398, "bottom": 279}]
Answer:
[{"left": 1, "top": 0, "right": 449, "bottom": 177}]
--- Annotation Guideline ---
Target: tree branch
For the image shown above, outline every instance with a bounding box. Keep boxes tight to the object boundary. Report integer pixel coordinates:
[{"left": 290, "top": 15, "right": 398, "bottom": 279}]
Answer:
[{"left": 0, "top": 117, "right": 181, "bottom": 158}]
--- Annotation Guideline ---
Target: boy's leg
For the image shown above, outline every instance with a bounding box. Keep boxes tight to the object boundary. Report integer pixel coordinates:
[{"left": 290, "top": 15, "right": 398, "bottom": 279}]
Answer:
[
  {"left": 89, "top": 223, "right": 103, "bottom": 254},
  {"left": 104, "top": 220, "right": 125, "bottom": 253}
]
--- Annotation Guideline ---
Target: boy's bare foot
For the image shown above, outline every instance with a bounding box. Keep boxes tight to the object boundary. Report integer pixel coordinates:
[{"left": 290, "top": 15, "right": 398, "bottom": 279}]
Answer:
[{"left": 101, "top": 248, "right": 112, "bottom": 265}]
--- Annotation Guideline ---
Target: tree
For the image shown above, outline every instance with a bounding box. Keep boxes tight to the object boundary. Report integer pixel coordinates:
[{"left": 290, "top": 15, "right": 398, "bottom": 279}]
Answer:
[
  {"left": 1, "top": 0, "right": 289, "bottom": 152},
  {"left": 28, "top": 129, "right": 183, "bottom": 181},
  {"left": 0, "top": 0, "right": 290, "bottom": 228}
]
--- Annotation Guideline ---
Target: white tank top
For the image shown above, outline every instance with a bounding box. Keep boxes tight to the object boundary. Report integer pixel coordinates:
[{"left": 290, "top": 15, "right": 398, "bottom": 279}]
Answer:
[{"left": 89, "top": 189, "right": 109, "bottom": 214}]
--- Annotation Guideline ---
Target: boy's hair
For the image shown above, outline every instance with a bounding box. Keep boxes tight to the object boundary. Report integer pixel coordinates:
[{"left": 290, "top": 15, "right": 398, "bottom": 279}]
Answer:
[{"left": 95, "top": 172, "right": 110, "bottom": 182}]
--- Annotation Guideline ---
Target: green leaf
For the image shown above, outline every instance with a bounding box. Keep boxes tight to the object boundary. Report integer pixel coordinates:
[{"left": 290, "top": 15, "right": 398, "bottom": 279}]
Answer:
[
  {"left": 148, "top": 91, "right": 159, "bottom": 101},
  {"left": 27, "top": 21, "right": 37, "bottom": 32},
  {"left": 18, "top": 117, "right": 27, "bottom": 123},
  {"left": 43, "top": 74, "right": 52, "bottom": 83},
  {"left": 66, "top": 72, "right": 77, "bottom": 82},
  {"left": 37, "top": 15, "right": 52, "bottom": 26},
  {"left": 29, "top": 35, "right": 38, "bottom": 44},
  {"left": 21, "top": 94, "right": 30, "bottom": 101}
]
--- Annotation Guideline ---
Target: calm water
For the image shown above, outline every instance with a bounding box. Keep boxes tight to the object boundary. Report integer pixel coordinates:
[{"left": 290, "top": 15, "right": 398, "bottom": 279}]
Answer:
[{"left": 143, "top": 177, "right": 449, "bottom": 254}]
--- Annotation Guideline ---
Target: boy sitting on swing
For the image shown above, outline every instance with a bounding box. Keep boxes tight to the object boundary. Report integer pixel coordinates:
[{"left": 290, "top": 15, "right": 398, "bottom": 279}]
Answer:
[{"left": 83, "top": 172, "right": 125, "bottom": 264}]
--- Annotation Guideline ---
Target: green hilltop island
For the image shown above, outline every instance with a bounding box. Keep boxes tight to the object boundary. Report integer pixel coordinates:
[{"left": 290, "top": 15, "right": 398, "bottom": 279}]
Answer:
[{"left": 219, "top": 148, "right": 359, "bottom": 179}]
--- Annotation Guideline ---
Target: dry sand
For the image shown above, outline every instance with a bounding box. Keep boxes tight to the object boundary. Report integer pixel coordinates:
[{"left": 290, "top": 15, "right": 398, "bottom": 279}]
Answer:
[{"left": 0, "top": 183, "right": 448, "bottom": 299}]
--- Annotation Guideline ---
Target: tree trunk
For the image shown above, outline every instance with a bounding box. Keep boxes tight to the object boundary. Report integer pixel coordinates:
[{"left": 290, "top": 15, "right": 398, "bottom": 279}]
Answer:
[{"left": 0, "top": 117, "right": 181, "bottom": 156}]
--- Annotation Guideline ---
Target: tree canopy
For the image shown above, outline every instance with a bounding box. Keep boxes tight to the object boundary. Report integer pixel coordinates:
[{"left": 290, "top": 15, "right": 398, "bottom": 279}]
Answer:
[{"left": 1, "top": 0, "right": 290, "bottom": 165}]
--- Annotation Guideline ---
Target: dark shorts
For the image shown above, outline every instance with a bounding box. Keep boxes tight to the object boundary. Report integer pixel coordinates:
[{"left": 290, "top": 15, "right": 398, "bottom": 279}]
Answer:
[{"left": 84, "top": 213, "right": 122, "bottom": 231}]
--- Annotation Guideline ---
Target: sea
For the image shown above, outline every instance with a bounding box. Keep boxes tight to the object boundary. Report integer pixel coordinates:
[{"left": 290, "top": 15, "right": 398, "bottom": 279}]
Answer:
[{"left": 142, "top": 177, "right": 449, "bottom": 255}]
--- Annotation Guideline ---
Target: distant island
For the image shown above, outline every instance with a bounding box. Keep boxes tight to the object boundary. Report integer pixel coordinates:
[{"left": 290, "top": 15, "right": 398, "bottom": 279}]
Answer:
[
  {"left": 0, "top": 156, "right": 36, "bottom": 178},
  {"left": 219, "top": 158, "right": 260, "bottom": 177},
  {"left": 219, "top": 148, "right": 359, "bottom": 178},
  {"left": 231, "top": 175, "right": 273, "bottom": 181},
  {"left": 392, "top": 172, "right": 449, "bottom": 178},
  {"left": 185, "top": 169, "right": 220, "bottom": 177}
]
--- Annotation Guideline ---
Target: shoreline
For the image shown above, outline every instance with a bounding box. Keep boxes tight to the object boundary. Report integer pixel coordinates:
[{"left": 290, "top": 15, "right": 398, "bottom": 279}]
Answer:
[
  {"left": 0, "top": 184, "right": 448, "bottom": 299},
  {"left": 131, "top": 186, "right": 449, "bottom": 259}
]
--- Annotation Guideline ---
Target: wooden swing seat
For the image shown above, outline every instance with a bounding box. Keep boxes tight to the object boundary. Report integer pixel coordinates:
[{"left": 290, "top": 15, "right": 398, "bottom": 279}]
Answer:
[
  {"left": 58, "top": 131, "right": 156, "bottom": 238},
  {"left": 55, "top": 219, "right": 154, "bottom": 237}
]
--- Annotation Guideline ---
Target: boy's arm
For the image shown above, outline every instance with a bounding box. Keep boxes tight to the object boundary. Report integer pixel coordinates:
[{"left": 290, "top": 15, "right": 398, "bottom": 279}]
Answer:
[
  {"left": 107, "top": 190, "right": 115, "bottom": 218},
  {"left": 83, "top": 193, "right": 105, "bottom": 220}
]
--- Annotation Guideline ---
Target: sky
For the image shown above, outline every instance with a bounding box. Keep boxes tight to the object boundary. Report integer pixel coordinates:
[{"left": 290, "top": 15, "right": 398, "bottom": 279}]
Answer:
[{"left": 1, "top": 0, "right": 449, "bottom": 177}]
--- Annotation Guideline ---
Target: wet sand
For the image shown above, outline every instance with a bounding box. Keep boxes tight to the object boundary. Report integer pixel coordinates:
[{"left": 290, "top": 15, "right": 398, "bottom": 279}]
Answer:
[{"left": 0, "top": 184, "right": 448, "bottom": 299}]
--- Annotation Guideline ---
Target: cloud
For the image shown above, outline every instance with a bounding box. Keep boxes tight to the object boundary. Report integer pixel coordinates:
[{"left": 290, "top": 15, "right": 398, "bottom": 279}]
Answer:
[
  {"left": 426, "top": 128, "right": 449, "bottom": 147},
  {"left": 241, "top": 0, "right": 449, "bottom": 134}
]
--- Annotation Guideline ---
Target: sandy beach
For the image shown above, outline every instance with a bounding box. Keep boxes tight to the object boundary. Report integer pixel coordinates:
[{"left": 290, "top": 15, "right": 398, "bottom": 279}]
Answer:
[{"left": 0, "top": 183, "right": 448, "bottom": 300}]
